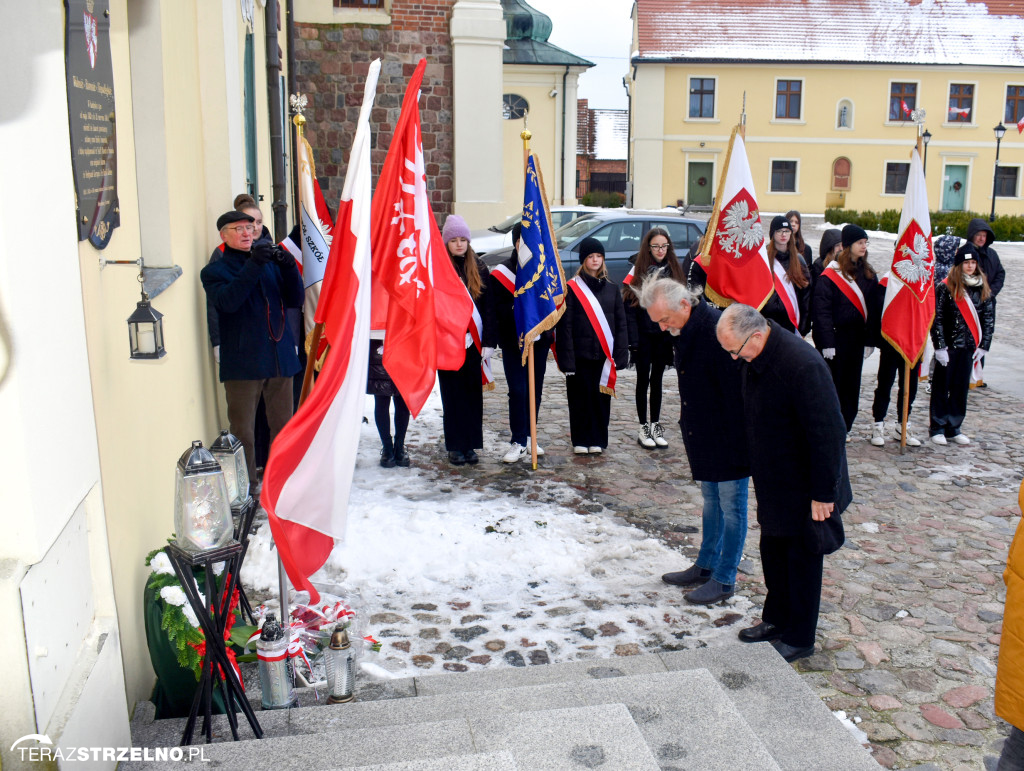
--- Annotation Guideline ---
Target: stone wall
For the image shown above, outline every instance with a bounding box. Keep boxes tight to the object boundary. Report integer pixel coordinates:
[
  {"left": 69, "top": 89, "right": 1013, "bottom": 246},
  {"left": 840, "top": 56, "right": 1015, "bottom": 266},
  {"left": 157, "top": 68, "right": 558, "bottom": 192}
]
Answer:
[{"left": 295, "top": 0, "right": 458, "bottom": 213}]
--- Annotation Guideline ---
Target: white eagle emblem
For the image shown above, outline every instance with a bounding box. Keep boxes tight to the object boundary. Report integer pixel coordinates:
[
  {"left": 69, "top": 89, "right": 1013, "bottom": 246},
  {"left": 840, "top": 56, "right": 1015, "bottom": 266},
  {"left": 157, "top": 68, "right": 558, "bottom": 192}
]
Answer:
[
  {"left": 718, "top": 199, "right": 763, "bottom": 259},
  {"left": 894, "top": 232, "right": 932, "bottom": 287}
]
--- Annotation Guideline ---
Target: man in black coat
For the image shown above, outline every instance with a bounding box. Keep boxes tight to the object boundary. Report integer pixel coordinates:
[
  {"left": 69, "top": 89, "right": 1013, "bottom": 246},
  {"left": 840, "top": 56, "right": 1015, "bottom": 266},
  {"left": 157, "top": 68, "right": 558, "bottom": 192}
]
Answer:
[
  {"left": 639, "top": 277, "right": 750, "bottom": 605},
  {"left": 966, "top": 218, "right": 1005, "bottom": 387},
  {"left": 716, "top": 304, "right": 852, "bottom": 662}
]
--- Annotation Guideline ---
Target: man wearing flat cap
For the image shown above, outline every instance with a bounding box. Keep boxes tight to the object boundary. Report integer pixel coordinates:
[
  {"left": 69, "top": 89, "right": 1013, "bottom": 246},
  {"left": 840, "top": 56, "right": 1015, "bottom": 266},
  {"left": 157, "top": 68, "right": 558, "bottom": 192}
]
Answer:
[{"left": 201, "top": 210, "right": 304, "bottom": 487}]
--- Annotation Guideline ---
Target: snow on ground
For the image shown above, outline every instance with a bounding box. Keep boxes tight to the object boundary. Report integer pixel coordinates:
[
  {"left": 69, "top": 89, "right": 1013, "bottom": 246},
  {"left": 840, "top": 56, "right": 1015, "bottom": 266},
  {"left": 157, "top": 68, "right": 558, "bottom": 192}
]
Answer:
[{"left": 241, "top": 386, "right": 752, "bottom": 678}]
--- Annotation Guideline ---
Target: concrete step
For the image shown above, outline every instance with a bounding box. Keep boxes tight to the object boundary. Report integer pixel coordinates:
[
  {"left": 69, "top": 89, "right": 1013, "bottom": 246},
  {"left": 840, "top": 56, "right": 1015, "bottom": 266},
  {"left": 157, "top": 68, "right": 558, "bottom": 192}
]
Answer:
[
  {"left": 123, "top": 704, "right": 659, "bottom": 770},
  {"left": 345, "top": 751, "right": 518, "bottom": 771}
]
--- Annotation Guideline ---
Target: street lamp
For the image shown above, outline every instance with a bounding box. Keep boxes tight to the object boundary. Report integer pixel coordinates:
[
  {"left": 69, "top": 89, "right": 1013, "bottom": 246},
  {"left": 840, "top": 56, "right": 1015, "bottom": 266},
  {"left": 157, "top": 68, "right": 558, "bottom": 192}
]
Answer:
[
  {"left": 991, "top": 122, "right": 1007, "bottom": 222},
  {"left": 922, "top": 129, "right": 931, "bottom": 178}
]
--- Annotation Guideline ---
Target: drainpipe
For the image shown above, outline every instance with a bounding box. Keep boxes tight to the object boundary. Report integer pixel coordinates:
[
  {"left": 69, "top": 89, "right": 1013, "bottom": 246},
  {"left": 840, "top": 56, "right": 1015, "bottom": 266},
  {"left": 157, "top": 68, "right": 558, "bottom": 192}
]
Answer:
[
  {"left": 287, "top": 0, "right": 298, "bottom": 217},
  {"left": 561, "top": 65, "right": 568, "bottom": 204},
  {"left": 265, "top": 0, "right": 287, "bottom": 240},
  {"left": 623, "top": 74, "right": 631, "bottom": 207}
]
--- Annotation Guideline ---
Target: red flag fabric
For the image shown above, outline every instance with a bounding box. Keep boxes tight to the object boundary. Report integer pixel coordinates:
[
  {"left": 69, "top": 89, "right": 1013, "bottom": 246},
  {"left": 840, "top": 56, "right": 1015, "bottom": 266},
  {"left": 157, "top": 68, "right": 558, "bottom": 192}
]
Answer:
[
  {"left": 881, "top": 148, "right": 935, "bottom": 364},
  {"left": 696, "top": 130, "right": 774, "bottom": 309},
  {"left": 1018, "top": 115, "right": 1024, "bottom": 134},
  {"left": 901, "top": 99, "right": 912, "bottom": 117},
  {"left": 370, "top": 58, "right": 472, "bottom": 416},
  {"left": 260, "top": 60, "right": 381, "bottom": 605}
]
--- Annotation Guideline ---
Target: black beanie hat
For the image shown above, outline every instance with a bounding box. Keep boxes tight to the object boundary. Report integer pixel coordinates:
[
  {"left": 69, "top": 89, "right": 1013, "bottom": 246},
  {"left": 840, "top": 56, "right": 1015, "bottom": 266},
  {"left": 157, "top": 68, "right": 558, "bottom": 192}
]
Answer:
[
  {"left": 511, "top": 222, "right": 522, "bottom": 246},
  {"left": 841, "top": 224, "right": 869, "bottom": 248},
  {"left": 954, "top": 242, "right": 980, "bottom": 267},
  {"left": 578, "top": 236, "right": 605, "bottom": 263},
  {"left": 769, "top": 215, "right": 792, "bottom": 239}
]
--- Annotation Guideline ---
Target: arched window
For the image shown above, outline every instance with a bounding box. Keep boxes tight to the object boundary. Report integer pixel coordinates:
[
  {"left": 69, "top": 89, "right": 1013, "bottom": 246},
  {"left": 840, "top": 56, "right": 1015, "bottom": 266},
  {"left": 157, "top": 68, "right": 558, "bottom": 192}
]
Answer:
[
  {"left": 836, "top": 99, "right": 854, "bottom": 129},
  {"left": 832, "top": 157, "right": 851, "bottom": 190}
]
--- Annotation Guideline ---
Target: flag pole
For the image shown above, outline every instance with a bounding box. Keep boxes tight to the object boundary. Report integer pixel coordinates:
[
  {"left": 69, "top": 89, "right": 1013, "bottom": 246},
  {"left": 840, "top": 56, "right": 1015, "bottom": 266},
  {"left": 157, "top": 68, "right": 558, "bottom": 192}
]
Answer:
[
  {"left": 698, "top": 124, "right": 740, "bottom": 306},
  {"left": 898, "top": 137, "right": 926, "bottom": 455},
  {"left": 522, "top": 126, "right": 539, "bottom": 470}
]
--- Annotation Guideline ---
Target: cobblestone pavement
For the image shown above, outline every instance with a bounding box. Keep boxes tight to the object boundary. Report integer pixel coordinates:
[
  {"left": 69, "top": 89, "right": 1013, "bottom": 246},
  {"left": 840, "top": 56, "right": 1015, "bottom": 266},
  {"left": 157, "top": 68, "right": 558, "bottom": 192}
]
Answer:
[{"left": 378, "top": 243, "right": 1024, "bottom": 770}]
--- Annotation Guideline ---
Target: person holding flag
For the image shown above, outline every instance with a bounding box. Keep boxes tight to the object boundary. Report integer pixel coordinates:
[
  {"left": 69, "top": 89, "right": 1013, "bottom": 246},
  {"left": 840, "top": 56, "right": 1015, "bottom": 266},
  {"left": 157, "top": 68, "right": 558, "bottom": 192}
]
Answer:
[
  {"left": 438, "top": 214, "right": 495, "bottom": 466},
  {"left": 928, "top": 243, "right": 995, "bottom": 446},
  {"left": 762, "top": 216, "right": 811, "bottom": 336}
]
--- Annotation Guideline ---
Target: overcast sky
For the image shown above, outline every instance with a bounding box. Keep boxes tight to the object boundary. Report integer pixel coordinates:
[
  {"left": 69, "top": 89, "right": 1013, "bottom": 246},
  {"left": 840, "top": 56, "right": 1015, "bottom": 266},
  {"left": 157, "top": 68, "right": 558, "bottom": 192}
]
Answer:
[{"left": 526, "top": 0, "right": 634, "bottom": 111}]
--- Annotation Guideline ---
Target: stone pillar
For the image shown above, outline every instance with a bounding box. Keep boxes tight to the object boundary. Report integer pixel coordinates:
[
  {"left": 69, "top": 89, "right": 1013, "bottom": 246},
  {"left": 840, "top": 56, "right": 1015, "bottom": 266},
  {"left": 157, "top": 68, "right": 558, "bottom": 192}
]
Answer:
[{"left": 631, "top": 64, "right": 666, "bottom": 210}]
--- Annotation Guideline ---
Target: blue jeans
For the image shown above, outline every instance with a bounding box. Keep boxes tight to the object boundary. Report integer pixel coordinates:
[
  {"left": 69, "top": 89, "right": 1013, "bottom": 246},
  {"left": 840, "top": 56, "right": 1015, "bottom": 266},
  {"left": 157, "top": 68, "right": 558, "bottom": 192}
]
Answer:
[
  {"left": 999, "top": 726, "right": 1024, "bottom": 770},
  {"left": 695, "top": 478, "right": 750, "bottom": 586}
]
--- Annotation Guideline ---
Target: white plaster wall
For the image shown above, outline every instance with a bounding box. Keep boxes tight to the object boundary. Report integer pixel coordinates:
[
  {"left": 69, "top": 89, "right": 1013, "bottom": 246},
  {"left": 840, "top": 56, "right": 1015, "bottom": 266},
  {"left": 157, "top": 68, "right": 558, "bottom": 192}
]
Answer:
[{"left": 630, "top": 64, "right": 666, "bottom": 210}]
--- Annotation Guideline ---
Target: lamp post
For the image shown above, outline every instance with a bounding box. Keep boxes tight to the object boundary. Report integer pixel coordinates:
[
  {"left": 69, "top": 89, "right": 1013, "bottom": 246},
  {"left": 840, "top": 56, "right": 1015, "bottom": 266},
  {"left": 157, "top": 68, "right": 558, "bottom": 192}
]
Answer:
[
  {"left": 922, "top": 129, "right": 931, "bottom": 177},
  {"left": 991, "top": 122, "right": 1007, "bottom": 222}
]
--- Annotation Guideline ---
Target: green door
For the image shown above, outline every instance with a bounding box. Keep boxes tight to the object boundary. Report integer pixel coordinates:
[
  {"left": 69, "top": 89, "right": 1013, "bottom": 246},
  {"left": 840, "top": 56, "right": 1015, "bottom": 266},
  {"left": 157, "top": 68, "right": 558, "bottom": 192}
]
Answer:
[
  {"left": 687, "top": 162, "right": 714, "bottom": 206},
  {"left": 942, "top": 165, "right": 967, "bottom": 211}
]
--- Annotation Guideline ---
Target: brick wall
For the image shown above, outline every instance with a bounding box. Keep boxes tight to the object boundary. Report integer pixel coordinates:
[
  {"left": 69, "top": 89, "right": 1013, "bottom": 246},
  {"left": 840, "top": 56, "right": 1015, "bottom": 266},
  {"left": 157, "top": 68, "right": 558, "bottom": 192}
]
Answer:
[{"left": 294, "top": 0, "right": 457, "bottom": 213}]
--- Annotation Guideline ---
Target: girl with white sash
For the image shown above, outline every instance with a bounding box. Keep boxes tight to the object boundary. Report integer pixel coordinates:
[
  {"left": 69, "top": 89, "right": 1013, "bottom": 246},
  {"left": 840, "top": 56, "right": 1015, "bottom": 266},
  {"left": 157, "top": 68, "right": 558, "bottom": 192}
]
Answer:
[
  {"left": 762, "top": 216, "right": 811, "bottom": 336},
  {"left": 929, "top": 243, "right": 995, "bottom": 446},
  {"left": 811, "top": 224, "right": 879, "bottom": 436},
  {"left": 555, "top": 237, "right": 628, "bottom": 455}
]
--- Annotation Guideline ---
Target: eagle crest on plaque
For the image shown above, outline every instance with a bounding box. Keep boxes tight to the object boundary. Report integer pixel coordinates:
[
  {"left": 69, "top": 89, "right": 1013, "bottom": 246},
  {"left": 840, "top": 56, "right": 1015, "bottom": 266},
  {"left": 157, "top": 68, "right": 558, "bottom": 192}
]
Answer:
[{"left": 84, "top": 0, "right": 98, "bottom": 69}]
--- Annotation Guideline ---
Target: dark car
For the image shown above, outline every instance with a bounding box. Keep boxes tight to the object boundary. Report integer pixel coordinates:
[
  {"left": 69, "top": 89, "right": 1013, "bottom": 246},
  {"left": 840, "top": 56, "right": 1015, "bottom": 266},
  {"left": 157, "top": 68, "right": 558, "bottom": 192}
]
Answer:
[{"left": 483, "top": 210, "right": 706, "bottom": 285}]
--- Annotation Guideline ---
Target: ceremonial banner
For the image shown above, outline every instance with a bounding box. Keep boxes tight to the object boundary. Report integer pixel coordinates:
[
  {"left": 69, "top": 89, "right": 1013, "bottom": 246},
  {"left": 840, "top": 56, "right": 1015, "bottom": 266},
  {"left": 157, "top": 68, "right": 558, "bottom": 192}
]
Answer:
[
  {"left": 697, "top": 128, "right": 774, "bottom": 309},
  {"left": 261, "top": 60, "right": 381, "bottom": 604},
  {"left": 294, "top": 132, "right": 336, "bottom": 332}
]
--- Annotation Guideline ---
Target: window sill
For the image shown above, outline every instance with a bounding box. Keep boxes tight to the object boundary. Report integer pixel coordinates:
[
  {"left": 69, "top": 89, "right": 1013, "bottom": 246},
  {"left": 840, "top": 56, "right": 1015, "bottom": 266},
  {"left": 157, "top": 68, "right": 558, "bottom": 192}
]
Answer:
[
  {"left": 768, "top": 190, "right": 799, "bottom": 195},
  {"left": 883, "top": 121, "right": 918, "bottom": 128},
  {"left": 941, "top": 122, "right": 977, "bottom": 129},
  {"left": 880, "top": 192, "right": 907, "bottom": 197},
  {"left": 684, "top": 117, "right": 720, "bottom": 123},
  {"left": 769, "top": 119, "right": 805, "bottom": 125}
]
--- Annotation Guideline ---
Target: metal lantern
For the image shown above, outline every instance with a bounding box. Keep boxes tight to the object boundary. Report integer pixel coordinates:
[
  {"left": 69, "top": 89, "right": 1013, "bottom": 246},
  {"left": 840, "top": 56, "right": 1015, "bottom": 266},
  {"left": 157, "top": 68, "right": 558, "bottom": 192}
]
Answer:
[
  {"left": 127, "top": 290, "right": 166, "bottom": 360},
  {"left": 173, "top": 441, "right": 234, "bottom": 554},
  {"left": 210, "top": 430, "right": 250, "bottom": 507},
  {"left": 324, "top": 625, "right": 355, "bottom": 704},
  {"left": 256, "top": 613, "right": 297, "bottom": 710}
]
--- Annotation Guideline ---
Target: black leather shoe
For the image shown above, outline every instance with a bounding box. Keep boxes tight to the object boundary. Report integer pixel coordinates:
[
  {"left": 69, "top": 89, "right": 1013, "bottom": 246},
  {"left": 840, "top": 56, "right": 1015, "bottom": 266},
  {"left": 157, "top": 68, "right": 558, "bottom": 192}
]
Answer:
[
  {"left": 772, "top": 640, "right": 815, "bottom": 662},
  {"left": 379, "top": 449, "right": 396, "bottom": 468},
  {"left": 449, "top": 450, "right": 467, "bottom": 466},
  {"left": 662, "top": 565, "right": 711, "bottom": 586},
  {"left": 738, "top": 622, "right": 783, "bottom": 643},
  {"left": 464, "top": 449, "right": 479, "bottom": 465},
  {"left": 394, "top": 448, "right": 410, "bottom": 467}
]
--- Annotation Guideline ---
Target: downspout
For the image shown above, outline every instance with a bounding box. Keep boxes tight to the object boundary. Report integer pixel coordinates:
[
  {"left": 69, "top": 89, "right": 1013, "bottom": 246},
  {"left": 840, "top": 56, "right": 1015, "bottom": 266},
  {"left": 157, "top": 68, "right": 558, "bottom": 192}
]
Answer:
[
  {"left": 265, "top": 0, "right": 287, "bottom": 240},
  {"left": 623, "top": 72, "right": 632, "bottom": 207},
  {"left": 287, "top": 0, "right": 298, "bottom": 217},
  {"left": 561, "top": 65, "right": 568, "bottom": 204}
]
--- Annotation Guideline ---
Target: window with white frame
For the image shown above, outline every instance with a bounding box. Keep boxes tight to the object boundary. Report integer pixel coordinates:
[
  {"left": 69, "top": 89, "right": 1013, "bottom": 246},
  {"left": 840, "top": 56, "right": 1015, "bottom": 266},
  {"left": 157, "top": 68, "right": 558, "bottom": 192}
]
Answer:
[
  {"left": 948, "top": 83, "right": 974, "bottom": 123},
  {"left": 885, "top": 162, "right": 910, "bottom": 194},
  {"left": 996, "top": 166, "right": 1020, "bottom": 198},
  {"left": 770, "top": 160, "right": 797, "bottom": 192},
  {"left": 1006, "top": 85, "right": 1024, "bottom": 125},
  {"left": 775, "top": 79, "right": 802, "bottom": 120},
  {"left": 889, "top": 82, "right": 917, "bottom": 122},
  {"left": 689, "top": 78, "right": 715, "bottom": 119}
]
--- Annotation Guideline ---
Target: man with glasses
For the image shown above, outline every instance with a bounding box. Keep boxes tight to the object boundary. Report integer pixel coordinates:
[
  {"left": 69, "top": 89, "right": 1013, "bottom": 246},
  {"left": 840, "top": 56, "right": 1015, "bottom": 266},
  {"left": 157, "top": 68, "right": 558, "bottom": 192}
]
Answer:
[
  {"left": 201, "top": 210, "right": 304, "bottom": 488},
  {"left": 638, "top": 277, "right": 750, "bottom": 606},
  {"left": 716, "top": 304, "right": 851, "bottom": 662}
]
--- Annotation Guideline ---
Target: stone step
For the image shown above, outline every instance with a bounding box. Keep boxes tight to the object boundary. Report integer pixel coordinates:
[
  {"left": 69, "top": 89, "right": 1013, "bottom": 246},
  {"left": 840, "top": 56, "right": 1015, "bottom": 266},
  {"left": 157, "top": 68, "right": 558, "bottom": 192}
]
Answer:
[
  {"left": 123, "top": 704, "right": 659, "bottom": 770},
  {"left": 133, "top": 668, "right": 780, "bottom": 770},
  {"left": 346, "top": 751, "right": 518, "bottom": 771}
]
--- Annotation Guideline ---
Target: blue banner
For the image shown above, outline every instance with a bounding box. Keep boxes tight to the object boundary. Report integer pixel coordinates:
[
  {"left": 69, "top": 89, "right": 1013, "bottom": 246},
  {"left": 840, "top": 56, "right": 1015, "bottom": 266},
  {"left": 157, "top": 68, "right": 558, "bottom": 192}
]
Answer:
[{"left": 513, "top": 153, "right": 567, "bottom": 362}]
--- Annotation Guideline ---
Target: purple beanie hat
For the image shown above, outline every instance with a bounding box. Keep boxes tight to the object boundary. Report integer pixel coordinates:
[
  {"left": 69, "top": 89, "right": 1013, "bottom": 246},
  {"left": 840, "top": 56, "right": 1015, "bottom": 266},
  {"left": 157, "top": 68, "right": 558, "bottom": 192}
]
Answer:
[{"left": 441, "top": 214, "right": 471, "bottom": 243}]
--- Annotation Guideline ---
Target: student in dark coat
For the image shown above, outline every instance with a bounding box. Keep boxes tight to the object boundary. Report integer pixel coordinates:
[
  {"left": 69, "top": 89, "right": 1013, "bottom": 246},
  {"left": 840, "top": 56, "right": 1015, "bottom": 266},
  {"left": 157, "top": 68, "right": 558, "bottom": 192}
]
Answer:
[
  {"left": 555, "top": 237, "right": 628, "bottom": 454},
  {"left": 717, "top": 305, "right": 852, "bottom": 663},
  {"left": 811, "top": 224, "right": 879, "bottom": 435},
  {"left": 367, "top": 333, "right": 411, "bottom": 468},
  {"left": 638, "top": 277, "right": 750, "bottom": 606},
  {"left": 762, "top": 216, "right": 811, "bottom": 336},
  {"left": 929, "top": 243, "right": 995, "bottom": 445},
  {"left": 437, "top": 215, "right": 495, "bottom": 466},
  {"left": 622, "top": 227, "right": 685, "bottom": 450},
  {"left": 965, "top": 218, "right": 1004, "bottom": 387},
  {"left": 786, "top": 210, "right": 814, "bottom": 265},
  {"left": 811, "top": 228, "right": 843, "bottom": 289}
]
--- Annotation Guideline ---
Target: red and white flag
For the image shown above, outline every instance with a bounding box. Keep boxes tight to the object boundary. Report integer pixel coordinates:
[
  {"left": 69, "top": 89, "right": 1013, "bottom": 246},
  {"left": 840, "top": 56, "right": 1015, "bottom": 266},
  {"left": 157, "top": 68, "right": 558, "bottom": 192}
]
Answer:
[
  {"left": 881, "top": 148, "right": 935, "bottom": 364},
  {"left": 901, "top": 99, "right": 912, "bottom": 117},
  {"left": 1018, "top": 115, "right": 1024, "bottom": 134},
  {"left": 294, "top": 133, "right": 336, "bottom": 334},
  {"left": 260, "top": 60, "right": 381, "bottom": 604},
  {"left": 696, "top": 130, "right": 773, "bottom": 310},
  {"left": 371, "top": 59, "right": 472, "bottom": 416}
]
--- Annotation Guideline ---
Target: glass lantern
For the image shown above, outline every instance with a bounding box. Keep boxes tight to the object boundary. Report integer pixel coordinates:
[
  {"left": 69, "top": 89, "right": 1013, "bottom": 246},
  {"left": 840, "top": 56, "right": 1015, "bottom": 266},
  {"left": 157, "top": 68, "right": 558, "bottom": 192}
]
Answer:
[
  {"left": 210, "top": 430, "right": 250, "bottom": 507},
  {"left": 324, "top": 625, "right": 355, "bottom": 704},
  {"left": 127, "top": 291, "right": 166, "bottom": 360},
  {"left": 173, "top": 440, "right": 234, "bottom": 554}
]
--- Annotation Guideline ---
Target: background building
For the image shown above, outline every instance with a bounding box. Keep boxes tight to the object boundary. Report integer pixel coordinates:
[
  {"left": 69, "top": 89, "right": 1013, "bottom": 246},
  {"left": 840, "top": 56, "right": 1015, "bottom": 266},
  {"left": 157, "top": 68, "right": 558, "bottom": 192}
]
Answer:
[
  {"left": 627, "top": 0, "right": 1024, "bottom": 216},
  {"left": 576, "top": 100, "right": 628, "bottom": 200}
]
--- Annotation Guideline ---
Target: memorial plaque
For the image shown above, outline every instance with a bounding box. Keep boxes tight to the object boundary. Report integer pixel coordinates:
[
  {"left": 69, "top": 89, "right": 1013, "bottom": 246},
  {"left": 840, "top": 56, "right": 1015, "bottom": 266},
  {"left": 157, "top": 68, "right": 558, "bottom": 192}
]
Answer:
[{"left": 65, "top": 0, "right": 119, "bottom": 249}]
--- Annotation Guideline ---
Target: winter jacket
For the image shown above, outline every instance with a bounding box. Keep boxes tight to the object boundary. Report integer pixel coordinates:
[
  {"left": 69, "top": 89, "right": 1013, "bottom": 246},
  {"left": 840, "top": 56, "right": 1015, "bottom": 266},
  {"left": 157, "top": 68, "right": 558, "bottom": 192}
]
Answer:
[
  {"left": 739, "top": 321, "right": 852, "bottom": 537},
  {"left": 967, "top": 218, "right": 1006, "bottom": 296},
  {"left": 995, "top": 483, "right": 1024, "bottom": 732},
  {"left": 672, "top": 301, "right": 749, "bottom": 482},
  {"left": 555, "top": 272, "right": 628, "bottom": 373},
  {"left": 931, "top": 280, "right": 995, "bottom": 353},
  {"left": 366, "top": 333, "right": 397, "bottom": 397},
  {"left": 449, "top": 253, "right": 497, "bottom": 349},
  {"left": 762, "top": 249, "right": 811, "bottom": 336},
  {"left": 487, "top": 253, "right": 553, "bottom": 353},
  {"left": 200, "top": 242, "right": 304, "bottom": 382},
  {"left": 624, "top": 263, "right": 675, "bottom": 363},
  {"left": 811, "top": 263, "right": 879, "bottom": 351}
]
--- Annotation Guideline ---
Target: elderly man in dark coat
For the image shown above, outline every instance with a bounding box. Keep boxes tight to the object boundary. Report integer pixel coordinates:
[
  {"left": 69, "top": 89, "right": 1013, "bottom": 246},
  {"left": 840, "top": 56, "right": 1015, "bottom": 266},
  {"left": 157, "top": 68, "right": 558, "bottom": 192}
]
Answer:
[
  {"left": 716, "top": 304, "right": 852, "bottom": 662},
  {"left": 638, "top": 277, "right": 750, "bottom": 605}
]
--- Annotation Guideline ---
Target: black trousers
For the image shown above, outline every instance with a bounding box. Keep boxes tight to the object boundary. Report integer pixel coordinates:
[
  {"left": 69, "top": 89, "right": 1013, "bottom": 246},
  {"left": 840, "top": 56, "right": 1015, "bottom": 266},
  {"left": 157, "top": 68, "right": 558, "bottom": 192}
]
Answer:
[
  {"left": 633, "top": 346, "right": 667, "bottom": 424},
  {"left": 760, "top": 532, "right": 824, "bottom": 648},
  {"left": 501, "top": 341, "right": 549, "bottom": 446},
  {"left": 872, "top": 340, "right": 919, "bottom": 423},
  {"left": 373, "top": 393, "right": 410, "bottom": 452},
  {"left": 438, "top": 346, "right": 483, "bottom": 452},
  {"left": 929, "top": 347, "right": 972, "bottom": 437},
  {"left": 565, "top": 358, "right": 612, "bottom": 449},
  {"left": 826, "top": 337, "right": 864, "bottom": 432}
]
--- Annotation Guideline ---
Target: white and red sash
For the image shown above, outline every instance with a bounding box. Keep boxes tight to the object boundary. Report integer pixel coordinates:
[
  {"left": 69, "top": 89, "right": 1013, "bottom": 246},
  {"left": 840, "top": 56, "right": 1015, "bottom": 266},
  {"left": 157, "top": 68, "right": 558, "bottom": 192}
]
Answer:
[
  {"left": 622, "top": 266, "right": 635, "bottom": 285},
  {"left": 822, "top": 261, "right": 867, "bottom": 320},
  {"left": 772, "top": 258, "right": 800, "bottom": 329},
  {"left": 492, "top": 263, "right": 515, "bottom": 294},
  {"left": 460, "top": 282, "right": 495, "bottom": 391},
  {"left": 942, "top": 278, "right": 981, "bottom": 348},
  {"left": 568, "top": 276, "right": 617, "bottom": 395}
]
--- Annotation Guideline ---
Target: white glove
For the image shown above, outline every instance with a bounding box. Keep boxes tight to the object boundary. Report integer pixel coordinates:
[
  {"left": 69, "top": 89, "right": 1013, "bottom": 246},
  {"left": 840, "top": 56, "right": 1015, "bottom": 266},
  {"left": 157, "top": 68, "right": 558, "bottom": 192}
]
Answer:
[
  {"left": 935, "top": 348, "right": 949, "bottom": 367},
  {"left": 863, "top": 346, "right": 875, "bottom": 360},
  {"left": 213, "top": 345, "right": 220, "bottom": 363},
  {"left": 973, "top": 347, "right": 987, "bottom": 363},
  {"left": 822, "top": 348, "right": 836, "bottom": 360},
  {"left": 481, "top": 346, "right": 494, "bottom": 363},
  {"left": 565, "top": 371, "right": 575, "bottom": 377}
]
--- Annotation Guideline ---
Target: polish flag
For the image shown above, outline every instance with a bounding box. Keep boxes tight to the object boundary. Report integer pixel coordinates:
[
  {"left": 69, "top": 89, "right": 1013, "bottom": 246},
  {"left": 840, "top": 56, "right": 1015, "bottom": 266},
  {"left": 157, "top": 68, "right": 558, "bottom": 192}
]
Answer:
[
  {"left": 260, "top": 60, "right": 381, "bottom": 605},
  {"left": 371, "top": 58, "right": 473, "bottom": 416},
  {"left": 901, "top": 99, "right": 912, "bottom": 117},
  {"left": 1018, "top": 115, "right": 1024, "bottom": 134},
  {"left": 881, "top": 148, "right": 935, "bottom": 365},
  {"left": 696, "top": 130, "right": 774, "bottom": 310},
  {"left": 294, "top": 133, "right": 336, "bottom": 334}
]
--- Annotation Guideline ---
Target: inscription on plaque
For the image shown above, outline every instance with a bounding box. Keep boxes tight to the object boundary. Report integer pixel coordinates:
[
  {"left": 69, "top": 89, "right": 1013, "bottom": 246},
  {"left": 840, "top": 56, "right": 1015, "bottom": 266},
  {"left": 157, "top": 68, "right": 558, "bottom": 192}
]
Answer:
[{"left": 65, "top": 0, "right": 119, "bottom": 249}]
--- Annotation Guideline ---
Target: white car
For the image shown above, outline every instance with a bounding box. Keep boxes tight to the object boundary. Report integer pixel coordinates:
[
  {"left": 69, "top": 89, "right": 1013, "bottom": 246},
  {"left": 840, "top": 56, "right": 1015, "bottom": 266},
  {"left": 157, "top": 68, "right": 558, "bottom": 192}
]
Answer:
[{"left": 468, "top": 206, "right": 604, "bottom": 255}]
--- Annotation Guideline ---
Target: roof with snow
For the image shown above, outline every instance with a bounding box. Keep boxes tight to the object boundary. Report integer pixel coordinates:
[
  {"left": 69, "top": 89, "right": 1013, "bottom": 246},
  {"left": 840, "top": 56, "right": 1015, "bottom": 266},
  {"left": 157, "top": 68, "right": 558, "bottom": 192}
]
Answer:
[
  {"left": 634, "top": 0, "right": 1024, "bottom": 66},
  {"left": 593, "top": 110, "right": 628, "bottom": 161}
]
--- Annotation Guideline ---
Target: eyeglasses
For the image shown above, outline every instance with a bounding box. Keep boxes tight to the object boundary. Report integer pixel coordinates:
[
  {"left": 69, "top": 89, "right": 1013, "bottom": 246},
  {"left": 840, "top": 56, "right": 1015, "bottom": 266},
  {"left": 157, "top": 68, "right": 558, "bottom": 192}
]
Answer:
[
  {"left": 225, "top": 224, "right": 255, "bottom": 234},
  {"left": 650, "top": 243, "right": 670, "bottom": 251},
  {"left": 727, "top": 331, "right": 755, "bottom": 358}
]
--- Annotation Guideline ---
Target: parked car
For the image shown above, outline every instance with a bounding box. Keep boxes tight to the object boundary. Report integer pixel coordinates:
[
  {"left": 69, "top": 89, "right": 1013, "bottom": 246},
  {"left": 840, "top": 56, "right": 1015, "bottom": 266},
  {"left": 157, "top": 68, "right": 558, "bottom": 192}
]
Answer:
[
  {"left": 468, "top": 206, "right": 604, "bottom": 255},
  {"left": 483, "top": 210, "right": 707, "bottom": 285}
]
